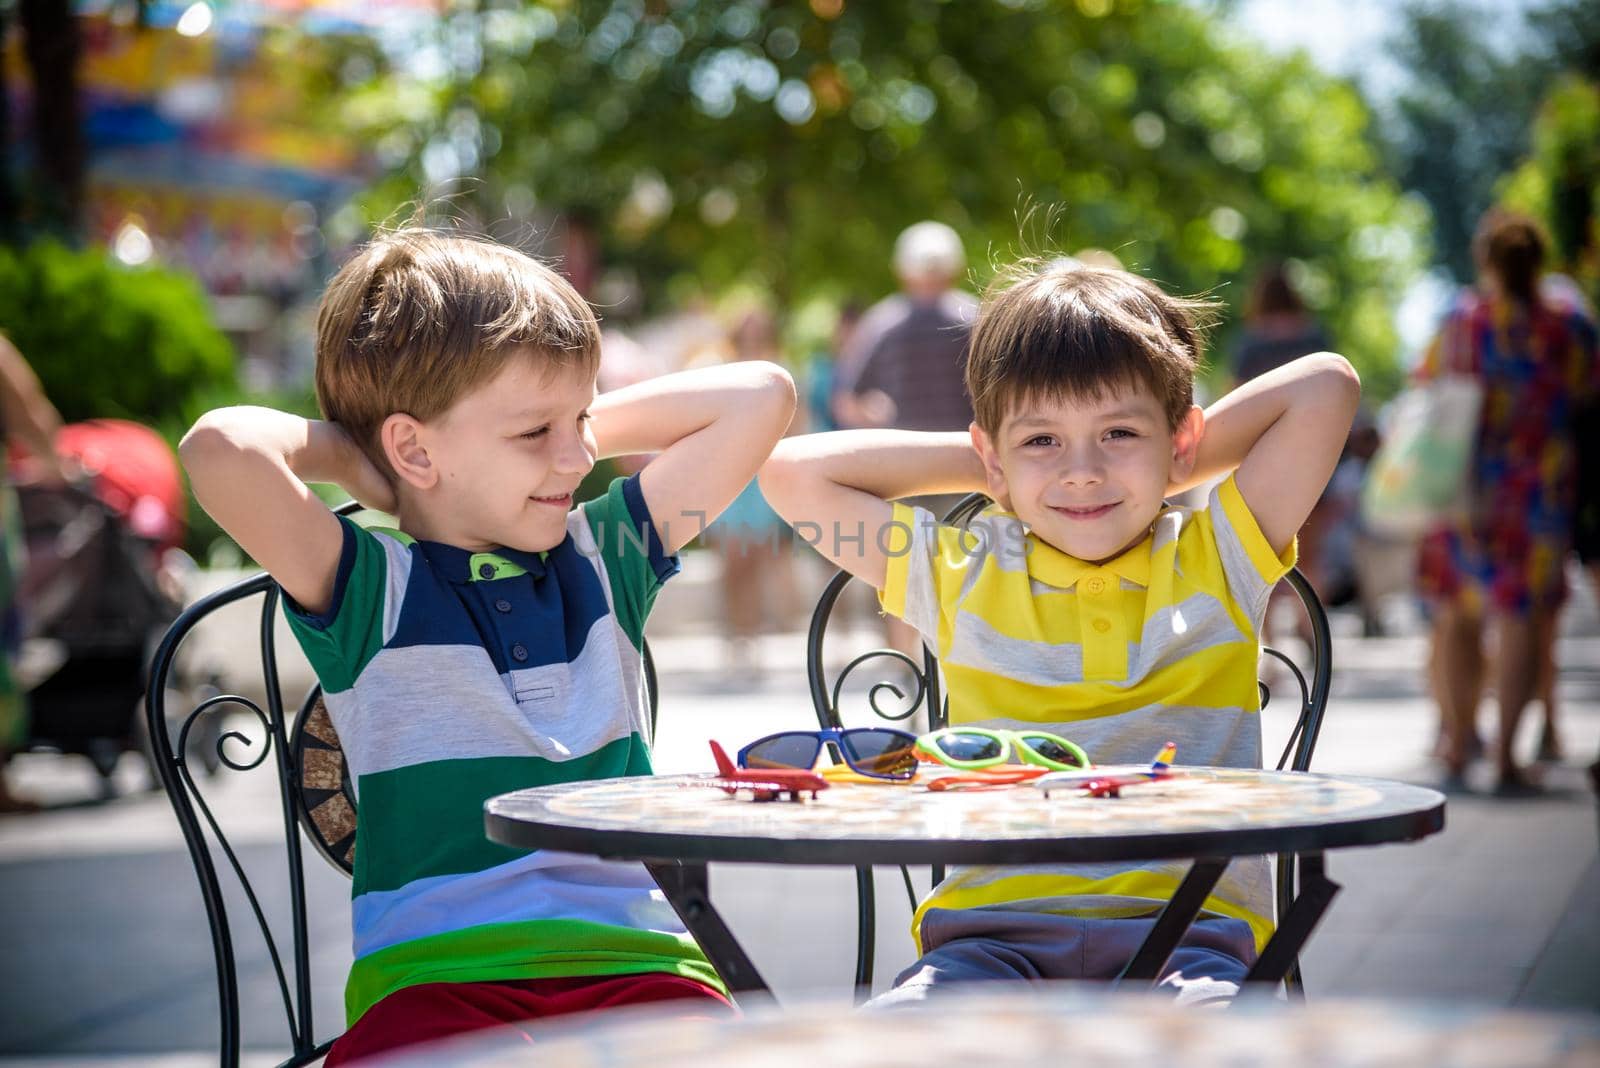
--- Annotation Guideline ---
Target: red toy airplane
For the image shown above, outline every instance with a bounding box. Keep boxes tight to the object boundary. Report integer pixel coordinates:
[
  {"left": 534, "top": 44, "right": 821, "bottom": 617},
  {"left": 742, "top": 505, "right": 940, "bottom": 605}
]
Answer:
[
  {"left": 1033, "top": 742, "right": 1178, "bottom": 799},
  {"left": 702, "top": 740, "right": 830, "bottom": 802}
]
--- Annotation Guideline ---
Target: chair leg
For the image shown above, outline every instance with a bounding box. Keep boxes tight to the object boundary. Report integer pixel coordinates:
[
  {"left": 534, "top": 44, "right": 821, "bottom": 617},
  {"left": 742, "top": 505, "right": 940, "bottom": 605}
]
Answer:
[{"left": 854, "top": 866, "right": 875, "bottom": 1001}]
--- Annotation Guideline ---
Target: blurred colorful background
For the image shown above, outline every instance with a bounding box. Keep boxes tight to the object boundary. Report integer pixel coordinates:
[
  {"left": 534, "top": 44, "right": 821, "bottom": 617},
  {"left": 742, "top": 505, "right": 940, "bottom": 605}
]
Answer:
[
  {"left": 3, "top": 2, "right": 1593, "bottom": 506},
  {"left": 1, "top": 2, "right": 1598, "bottom": 1059}
]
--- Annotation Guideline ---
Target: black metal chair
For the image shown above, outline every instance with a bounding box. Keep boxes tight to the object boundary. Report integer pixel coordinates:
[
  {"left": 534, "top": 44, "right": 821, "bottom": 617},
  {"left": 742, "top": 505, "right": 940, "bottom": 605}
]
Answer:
[
  {"left": 804, "top": 492, "right": 1331, "bottom": 1000},
  {"left": 145, "top": 502, "right": 660, "bottom": 1068}
]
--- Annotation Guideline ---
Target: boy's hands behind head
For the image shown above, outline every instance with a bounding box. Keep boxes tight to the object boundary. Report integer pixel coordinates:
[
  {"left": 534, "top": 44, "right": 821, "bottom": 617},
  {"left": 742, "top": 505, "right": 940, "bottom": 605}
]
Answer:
[
  {"left": 180, "top": 405, "right": 377, "bottom": 616},
  {"left": 594, "top": 361, "right": 796, "bottom": 555},
  {"left": 1186, "top": 352, "right": 1361, "bottom": 554},
  {"left": 321, "top": 421, "right": 399, "bottom": 515}
]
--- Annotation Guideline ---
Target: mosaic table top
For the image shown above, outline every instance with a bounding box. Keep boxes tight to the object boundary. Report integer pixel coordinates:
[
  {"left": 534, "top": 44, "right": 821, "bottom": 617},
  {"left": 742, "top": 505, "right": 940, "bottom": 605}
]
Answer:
[{"left": 485, "top": 765, "right": 1445, "bottom": 866}]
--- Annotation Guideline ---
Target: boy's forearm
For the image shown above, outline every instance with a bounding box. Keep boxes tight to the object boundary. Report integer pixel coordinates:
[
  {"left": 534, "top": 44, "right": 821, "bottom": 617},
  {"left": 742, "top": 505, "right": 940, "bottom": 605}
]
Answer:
[
  {"left": 589, "top": 362, "right": 795, "bottom": 459},
  {"left": 181, "top": 407, "right": 356, "bottom": 498},
  {"left": 179, "top": 406, "right": 378, "bottom": 614},
  {"left": 766, "top": 430, "right": 987, "bottom": 501},
  {"left": 1180, "top": 353, "right": 1359, "bottom": 492}
]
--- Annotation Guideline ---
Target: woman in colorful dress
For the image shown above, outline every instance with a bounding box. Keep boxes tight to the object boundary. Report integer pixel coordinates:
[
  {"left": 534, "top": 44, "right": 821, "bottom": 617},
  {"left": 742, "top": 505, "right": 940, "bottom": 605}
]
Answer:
[{"left": 1419, "top": 211, "right": 1598, "bottom": 795}]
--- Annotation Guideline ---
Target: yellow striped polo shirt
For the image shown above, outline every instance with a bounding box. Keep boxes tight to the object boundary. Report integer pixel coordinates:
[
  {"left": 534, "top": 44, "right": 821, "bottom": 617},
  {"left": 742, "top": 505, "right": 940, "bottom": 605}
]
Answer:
[{"left": 880, "top": 474, "right": 1295, "bottom": 952}]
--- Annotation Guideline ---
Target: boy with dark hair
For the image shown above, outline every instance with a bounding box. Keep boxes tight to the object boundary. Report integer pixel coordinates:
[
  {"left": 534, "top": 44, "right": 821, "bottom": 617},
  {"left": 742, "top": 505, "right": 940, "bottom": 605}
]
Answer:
[
  {"left": 760, "top": 261, "right": 1358, "bottom": 1003},
  {"left": 182, "top": 228, "right": 796, "bottom": 1060}
]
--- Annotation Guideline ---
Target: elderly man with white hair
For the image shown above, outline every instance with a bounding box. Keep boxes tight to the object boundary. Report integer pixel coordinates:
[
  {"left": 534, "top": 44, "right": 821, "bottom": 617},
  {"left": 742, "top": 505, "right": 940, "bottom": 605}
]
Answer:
[{"left": 833, "top": 221, "right": 978, "bottom": 434}]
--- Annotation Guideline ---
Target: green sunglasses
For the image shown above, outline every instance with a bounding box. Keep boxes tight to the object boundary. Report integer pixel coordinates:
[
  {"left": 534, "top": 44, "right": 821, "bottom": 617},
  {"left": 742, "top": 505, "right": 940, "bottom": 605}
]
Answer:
[{"left": 915, "top": 727, "right": 1090, "bottom": 772}]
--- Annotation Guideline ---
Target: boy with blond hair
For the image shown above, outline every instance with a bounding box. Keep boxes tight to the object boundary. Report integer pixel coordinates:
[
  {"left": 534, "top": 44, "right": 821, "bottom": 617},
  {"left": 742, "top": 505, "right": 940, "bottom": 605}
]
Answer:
[
  {"left": 760, "top": 262, "right": 1358, "bottom": 1003},
  {"left": 182, "top": 228, "right": 795, "bottom": 1061}
]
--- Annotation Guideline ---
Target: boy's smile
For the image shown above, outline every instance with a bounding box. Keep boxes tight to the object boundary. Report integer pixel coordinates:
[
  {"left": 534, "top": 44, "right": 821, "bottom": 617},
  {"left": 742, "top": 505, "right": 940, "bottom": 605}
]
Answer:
[
  {"left": 972, "top": 385, "right": 1202, "bottom": 565},
  {"left": 1053, "top": 501, "right": 1119, "bottom": 521},
  {"left": 396, "top": 355, "right": 598, "bottom": 553}
]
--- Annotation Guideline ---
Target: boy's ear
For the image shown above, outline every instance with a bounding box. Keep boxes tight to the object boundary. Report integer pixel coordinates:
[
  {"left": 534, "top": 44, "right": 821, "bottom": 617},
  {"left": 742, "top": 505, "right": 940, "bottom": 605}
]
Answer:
[
  {"left": 1169, "top": 404, "right": 1205, "bottom": 482},
  {"left": 380, "top": 413, "right": 439, "bottom": 491},
  {"left": 970, "top": 422, "right": 1012, "bottom": 510}
]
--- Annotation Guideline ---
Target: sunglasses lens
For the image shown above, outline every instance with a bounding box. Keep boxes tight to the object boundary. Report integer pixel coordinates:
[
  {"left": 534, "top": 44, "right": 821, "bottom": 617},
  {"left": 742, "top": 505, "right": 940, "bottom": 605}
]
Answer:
[
  {"left": 937, "top": 732, "right": 1004, "bottom": 763},
  {"left": 1022, "top": 734, "right": 1084, "bottom": 767},
  {"left": 744, "top": 734, "right": 821, "bottom": 770},
  {"left": 841, "top": 729, "right": 919, "bottom": 779}
]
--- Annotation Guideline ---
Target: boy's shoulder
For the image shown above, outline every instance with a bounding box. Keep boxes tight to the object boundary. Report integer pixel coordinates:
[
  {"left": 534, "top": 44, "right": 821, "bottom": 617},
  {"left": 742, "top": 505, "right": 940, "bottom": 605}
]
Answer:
[{"left": 360, "top": 521, "right": 417, "bottom": 549}]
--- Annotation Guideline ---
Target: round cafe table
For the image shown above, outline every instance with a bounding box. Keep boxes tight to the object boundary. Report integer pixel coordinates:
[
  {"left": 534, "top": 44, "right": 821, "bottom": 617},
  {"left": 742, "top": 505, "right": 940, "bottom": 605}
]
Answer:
[{"left": 485, "top": 766, "right": 1444, "bottom": 999}]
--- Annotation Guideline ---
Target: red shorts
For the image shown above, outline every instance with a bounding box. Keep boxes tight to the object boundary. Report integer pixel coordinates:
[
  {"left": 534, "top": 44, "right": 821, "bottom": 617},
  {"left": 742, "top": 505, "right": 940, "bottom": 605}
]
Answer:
[{"left": 324, "top": 973, "right": 731, "bottom": 1065}]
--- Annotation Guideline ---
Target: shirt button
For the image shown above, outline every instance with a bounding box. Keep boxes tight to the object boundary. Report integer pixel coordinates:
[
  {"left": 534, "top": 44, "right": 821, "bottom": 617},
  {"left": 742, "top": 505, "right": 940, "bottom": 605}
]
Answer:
[
  {"left": 478, "top": 563, "right": 495, "bottom": 579},
  {"left": 510, "top": 643, "right": 529, "bottom": 662},
  {"left": 1085, "top": 576, "right": 1106, "bottom": 593},
  {"left": 495, "top": 598, "right": 512, "bottom": 613},
  {"left": 1092, "top": 618, "right": 1112, "bottom": 634}
]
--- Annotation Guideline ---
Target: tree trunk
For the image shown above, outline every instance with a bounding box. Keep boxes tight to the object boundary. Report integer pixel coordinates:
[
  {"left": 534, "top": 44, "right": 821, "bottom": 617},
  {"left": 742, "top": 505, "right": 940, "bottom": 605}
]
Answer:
[
  {"left": 18, "top": 0, "right": 84, "bottom": 238},
  {"left": 0, "top": 3, "right": 16, "bottom": 242}
]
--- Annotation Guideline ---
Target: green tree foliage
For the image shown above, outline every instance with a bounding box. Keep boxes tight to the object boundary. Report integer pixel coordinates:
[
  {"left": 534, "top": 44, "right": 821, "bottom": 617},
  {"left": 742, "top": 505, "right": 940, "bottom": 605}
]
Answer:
[
  {"left": 342, "top": 0, "right": 1426, "bottom": 397},
  {"left": 1499, "top": 76, "right": 1600, "bottom": 304},
  {"left": 0, "top": 242, "right": 243, "bottom": 557},
  {"left": 0, "top": 241, "right": 235, "bottom": 425},
  {"left": 1380, "top": 0, "right": 1600, "bottom": 285}
]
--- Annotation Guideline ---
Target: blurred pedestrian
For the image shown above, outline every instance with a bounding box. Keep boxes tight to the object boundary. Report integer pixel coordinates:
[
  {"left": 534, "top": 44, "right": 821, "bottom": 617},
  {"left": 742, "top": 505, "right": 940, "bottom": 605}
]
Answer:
[
  {"left": 836, "top": 222, "right": 977, "bottom": 661},
  {"left": 1572, "top": 347, "right": 1600, "bottom": 795},
  {"left": 1231, "top": 262, "right": 1332, "bottom": 386},
  {"left": 1417, "top": 211, "right": 1598, "bottom": 795},
  {"left": 807, "top": 300, "right": 860, "bottom": 434},
  {"left": 702, "top": 308, "right": 799, "bottom": 675},
  {"left": 0, "top": 333, "right": 67, "bottom": 814},
  {"left": 1531, "top": 273, "right": 1599, "bottom": 770},
  {"left": 1319, "top": 413, "right": 1387, "bottom": 635},
  {"left": 836, "top": 222, "right": 977, "bottom": 432},
  {"left": 1232, "top": 263, "right": 1338, "bottom": 644}
]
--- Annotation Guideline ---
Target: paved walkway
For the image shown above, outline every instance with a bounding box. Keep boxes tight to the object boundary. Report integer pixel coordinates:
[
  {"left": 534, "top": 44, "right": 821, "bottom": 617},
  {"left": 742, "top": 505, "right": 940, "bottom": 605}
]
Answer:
[{"left": 2, "top": 563, "right": 1597, "bottom": 1062}]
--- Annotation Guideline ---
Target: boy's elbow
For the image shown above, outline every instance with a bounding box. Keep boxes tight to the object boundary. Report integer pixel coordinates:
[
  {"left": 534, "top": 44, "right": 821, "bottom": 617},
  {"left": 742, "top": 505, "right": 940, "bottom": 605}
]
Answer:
[
  {"left": 1318, "top": 351, "right": 1359, "bottom": 385},
  {"left": 1312, "top": 352, "right": 1361, "bottom": 404},
  {"left": 749, "top": 361, "right": 798, "bottom": 424},
  {"left": 178, "top": 413, "right": 234, "bottom": 473},
  {"left": 180, "top": 407, "right": 267, "bottom": 487}
]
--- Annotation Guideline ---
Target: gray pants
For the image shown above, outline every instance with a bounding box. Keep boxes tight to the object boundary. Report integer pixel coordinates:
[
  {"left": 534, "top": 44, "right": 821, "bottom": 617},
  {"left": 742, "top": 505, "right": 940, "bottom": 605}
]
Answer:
[{"left": 870, "top": 908, "right": 1257, "bottom": 1009}]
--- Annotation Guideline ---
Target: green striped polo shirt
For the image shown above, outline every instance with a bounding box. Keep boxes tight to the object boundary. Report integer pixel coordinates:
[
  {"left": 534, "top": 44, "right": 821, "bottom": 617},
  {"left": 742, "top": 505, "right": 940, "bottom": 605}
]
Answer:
[{"left": 284, "top": 475, "right": 722, "bottom": 1025}]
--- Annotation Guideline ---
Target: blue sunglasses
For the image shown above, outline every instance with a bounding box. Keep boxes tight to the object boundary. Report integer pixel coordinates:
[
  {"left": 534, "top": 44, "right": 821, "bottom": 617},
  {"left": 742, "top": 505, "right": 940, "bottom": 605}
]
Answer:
[{"left": 737, "top": 728, "right": 920, "bottom": 781}]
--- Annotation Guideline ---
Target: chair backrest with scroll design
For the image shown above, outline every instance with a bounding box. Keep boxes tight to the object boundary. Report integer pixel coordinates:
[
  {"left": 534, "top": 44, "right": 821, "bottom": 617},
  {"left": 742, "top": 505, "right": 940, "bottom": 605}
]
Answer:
[
  {"left": 803, "top": 492, "right": 1330, "bottom": 1000},
  {"left": 145, "top": 502, "right": 662, "bottom": 1068}
]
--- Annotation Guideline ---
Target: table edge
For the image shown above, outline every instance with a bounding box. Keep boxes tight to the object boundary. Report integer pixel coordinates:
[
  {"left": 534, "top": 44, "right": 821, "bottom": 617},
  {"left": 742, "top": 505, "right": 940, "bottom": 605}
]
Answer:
[{"left": 484, "top": 790, "right": 1446, "bottom": 866}]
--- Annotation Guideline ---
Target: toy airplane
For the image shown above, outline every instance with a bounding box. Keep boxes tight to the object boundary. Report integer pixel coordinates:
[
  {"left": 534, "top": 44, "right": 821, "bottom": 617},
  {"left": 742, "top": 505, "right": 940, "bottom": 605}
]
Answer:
[
  {"left": 702, "top": 740, "right": 830, "bottom": 802},
  {"left": 1034, "top": 742, "right": 1178, "bottom": 799}
]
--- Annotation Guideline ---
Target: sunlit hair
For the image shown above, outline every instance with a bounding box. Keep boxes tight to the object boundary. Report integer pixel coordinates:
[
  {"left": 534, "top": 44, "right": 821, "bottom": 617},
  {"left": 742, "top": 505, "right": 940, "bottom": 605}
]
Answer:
[
  {"left": 966, "top": 261, "right": 1216, "bottom": 437},
  {"left": 315, "top": 226, "right": 600, "bottom": 477},
  {"left": 1472, "top": 209, "right": 1546, "bottom": 306}
]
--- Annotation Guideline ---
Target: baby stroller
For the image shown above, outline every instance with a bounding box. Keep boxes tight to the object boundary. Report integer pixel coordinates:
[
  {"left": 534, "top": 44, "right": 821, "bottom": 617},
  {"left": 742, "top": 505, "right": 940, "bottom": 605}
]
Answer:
[{"left": 15, "top": 420, "right": 214, "bottom": 796}]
